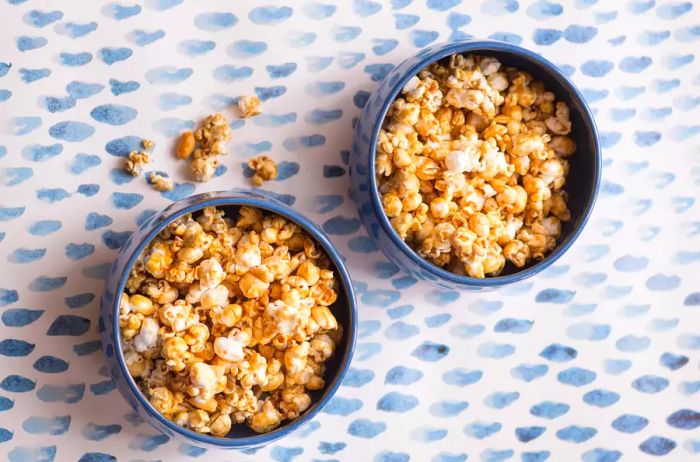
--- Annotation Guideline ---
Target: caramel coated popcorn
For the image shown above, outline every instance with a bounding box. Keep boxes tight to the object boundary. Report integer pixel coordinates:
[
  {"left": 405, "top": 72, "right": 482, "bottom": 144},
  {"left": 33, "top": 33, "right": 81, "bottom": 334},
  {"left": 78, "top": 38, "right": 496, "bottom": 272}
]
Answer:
[
  {"left": 149, "top": 173, "right": 174, "bottom": 192},
  {"left": 125, "top": 151, "right": 151, "bottom": 176},
  {"left": 376, "top": 55, "right": 574, "bottom": 278},
  {"left": 248, "top": 155, "right": 279, "bottom": 186},
  {"left": 238, "top": 95, "right": 262, "bottom": 118},
  {"left": 120, "top": 206, "right": 343, "bottom": 435},
  {"left": 176, "top": 113, "right": 232, "bottom": 182}
]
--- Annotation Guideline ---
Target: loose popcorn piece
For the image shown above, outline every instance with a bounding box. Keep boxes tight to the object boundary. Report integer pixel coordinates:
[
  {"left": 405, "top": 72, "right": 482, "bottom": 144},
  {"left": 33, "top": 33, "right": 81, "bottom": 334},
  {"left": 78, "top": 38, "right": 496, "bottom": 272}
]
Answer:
[
  {"left": 376, "top": 54, "right": 574, "bottom": 278},
  {"left": 247, "top": 155, "right": 279, "bottom": 187},
  {"left": 176, "top": 114, "right": 232, "bottom": 182},
  {"left": 176, "top": 131, "right": 195, "bottom": 159},
  {"left": 149, "top": 173, "right": 174, "bottom": 192},
  {"left": 125, "top": 151, "right": 151, "bottom": 176},
  {"left": 142, "top": 139, "right": 154, "bottom": 150},
  {"left": 119, "top": 206, "right": 342, "bottom": 435},
  {"left": 238, "top": 95, "right": 262, "bottom": 118}
]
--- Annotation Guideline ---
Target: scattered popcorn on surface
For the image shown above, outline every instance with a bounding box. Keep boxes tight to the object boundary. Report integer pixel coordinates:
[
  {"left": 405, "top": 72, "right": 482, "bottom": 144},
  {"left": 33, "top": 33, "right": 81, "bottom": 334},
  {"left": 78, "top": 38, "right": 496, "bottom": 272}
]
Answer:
[
  {"left": 119, "top": 206, "right": 342, "bottom": 435},
  {"left": 125, "top": 151, "right": 151, "bottom": 176},
  {"left": 142, "top": 139, "right": 154, "bottom": 150},
  {"left": 248, "top": 155, "right": 279, "bottom": 187},
  {"left": 238, "top": 95, "right": 262, "bottom": 118},
  {"left": 376, "top": 54, "right": 575, "bottom": 278},
  {"left": 149, "top": 173, "right": 174, "bottom": 192},
  {"left": 176, "top": 113, "right": 232, "bottom": 182}
]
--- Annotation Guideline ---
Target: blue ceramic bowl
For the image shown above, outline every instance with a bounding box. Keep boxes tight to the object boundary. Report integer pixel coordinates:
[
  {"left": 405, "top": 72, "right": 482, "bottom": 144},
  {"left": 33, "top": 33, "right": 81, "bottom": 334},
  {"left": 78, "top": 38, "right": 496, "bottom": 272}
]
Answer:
[
  {"left": 99, "top": 190, "right": 358, "bottom": 449},
  {"left": 350, "top": 40, "right": 601, "bottom": 290}
]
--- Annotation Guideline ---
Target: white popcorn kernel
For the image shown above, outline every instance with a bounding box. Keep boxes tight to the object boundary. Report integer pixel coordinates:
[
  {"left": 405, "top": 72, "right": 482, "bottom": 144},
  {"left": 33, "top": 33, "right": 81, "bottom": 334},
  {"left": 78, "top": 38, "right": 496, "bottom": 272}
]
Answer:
[
  {"left": 190, "top": 362, "right": 217, "bottom": 390},
  {"left": 402, "top": 76, "right": 421, "bottom": 94},
  {"left": 134, "top": 317, "right": 159, "bottom": 352},
  {"left": 482, "top": 184, "right": 497, "bottom": 198},
  {"left": 265, "top": 300, "right": 303, "bottom": 336},
  {"left": 445, "top": 88, "right": 484, "bottom": 111},
  {"left": 162, "top": 303, "right": 192, "bottom": 332},
  {"left": 119, "top": 293, "right": 132, "bottom": 316},
  {"left": 487, "top": 72, "right": 509, "bottom": 92},
  {"left": 445, "top": 148, "right": 481, "bottom": 173},
  {"left": 481, "top": 145, "right": 509, "bottom": 178},
  {"left": 479, "top": 57, "right": 502, "bottom": 76},
  {"left": 236, "top": 245, "right": 262, "bottom": 270},
  {"left": 185, "top": 284, "right": 207, "bottom": 304},
  {"left": 214, "top": 336, "right": 245, "bottom": 362},
  {"left": 196, "top": 258, "right": 226, "bottom": 289},
  {"left": 540, "top": 159, "right": 564, "bottom": 186},
  {"left": 463, "top": 189, "right": 486, "bottom": 211},
  {"left": 200, "top": 285, "right": 229, "bottom": 310}
]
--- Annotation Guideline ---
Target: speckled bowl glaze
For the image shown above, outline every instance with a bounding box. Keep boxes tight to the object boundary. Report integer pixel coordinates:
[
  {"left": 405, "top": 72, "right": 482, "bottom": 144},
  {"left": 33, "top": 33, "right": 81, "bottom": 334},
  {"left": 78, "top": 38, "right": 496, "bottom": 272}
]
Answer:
[
  {"left": 99, "top": 190, "right": 358, "bottom": 449},
  {"left": 350, "top": 40, "right": 601, "bottom": 290}
]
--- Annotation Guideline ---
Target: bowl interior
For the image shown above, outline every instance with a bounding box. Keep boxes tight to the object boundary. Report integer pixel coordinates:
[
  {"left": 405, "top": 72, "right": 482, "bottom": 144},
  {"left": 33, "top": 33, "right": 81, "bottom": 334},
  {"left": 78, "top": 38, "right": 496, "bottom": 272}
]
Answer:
[
  {"left": 373, "top": 46, "right": 599, "bottom": 280},
  {"left": 117, "top": 201, "right": 354, "bottom": 442}
]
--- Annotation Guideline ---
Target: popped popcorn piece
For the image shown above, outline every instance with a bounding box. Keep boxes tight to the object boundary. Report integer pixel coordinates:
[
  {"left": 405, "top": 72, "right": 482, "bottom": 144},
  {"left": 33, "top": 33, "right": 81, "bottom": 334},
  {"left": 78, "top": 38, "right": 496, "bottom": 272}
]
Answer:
[
  {"left": 129, "top": 294, "right": 154, "bottom": 315},
  {"left": 149, "top": 386, "right": 177, "bottom": 416},
  {"left": 248, "top": 155, "right": 279, "bottom": 187},
  {"left": 190, "top": 156, "right": 218, "bottom": 183},
  {"left": 125, "top": 151, "right": 150, "bottom": 176},
  {"left": 277, "top": 385, "right": 312, "bottom": 419},
  {"left": 376, "top": 54, "right": 574, "bottom": 277},
  {"left": 134, "top": 317, "right": 159, "bottom": 352},
  {"left": 445, "top": 147, "right": 481, "bottom": 173},
  {"left": 149, "top": 173, "right": 174, "bottom": 192},
  {"left": 120, "top": 206, "right": 342, "bottom": 435},
  {"left": 209, "top": 413, "right": 232, "bottom": 437},
  {"left": 190, "top": 362, "right": 220, "bottom": 396},
  {"left": 200, "top": 285, "right": 229, "bottom": 310},
  {"left": 214, "top": 334, "right": 246, "bottom": 362},
  {"left": 142, "top": 139, "right": 154, "bottom": 150},
  {"left": 249, "top": 399, "right": 282, "bottom": 433},
  {"left": 160, "top": 301, "right": 195, "bottom": 332},
  {"left": 176, "top": 113, "right": 232, "bottom": 182},
  {"left": 238, "top": 95, "right": 262, "bottom": 118},
  {"left": 196, "top": 258, "right": 226, "bottom": 288}
]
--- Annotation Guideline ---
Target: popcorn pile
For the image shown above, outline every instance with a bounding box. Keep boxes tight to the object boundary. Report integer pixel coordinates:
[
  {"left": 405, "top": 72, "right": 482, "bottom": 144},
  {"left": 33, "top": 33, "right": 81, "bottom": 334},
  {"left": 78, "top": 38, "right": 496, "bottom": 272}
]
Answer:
[
  {"left": 119, "top": 206, "right": 342, "bottom": 435},
  {"left": 376, "top": 54, "right": 575, "bottom": 278}
]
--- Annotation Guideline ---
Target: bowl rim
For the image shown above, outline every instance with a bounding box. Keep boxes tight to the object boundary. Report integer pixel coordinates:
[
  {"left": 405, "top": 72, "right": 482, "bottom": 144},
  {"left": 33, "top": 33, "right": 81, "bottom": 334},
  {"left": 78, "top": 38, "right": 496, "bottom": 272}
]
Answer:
[
  {"left": 109, "top": 192, "right": 358, "bottom": 447},
  {"left": 366, "top": 39, "right": 602, "bottom": 287}
]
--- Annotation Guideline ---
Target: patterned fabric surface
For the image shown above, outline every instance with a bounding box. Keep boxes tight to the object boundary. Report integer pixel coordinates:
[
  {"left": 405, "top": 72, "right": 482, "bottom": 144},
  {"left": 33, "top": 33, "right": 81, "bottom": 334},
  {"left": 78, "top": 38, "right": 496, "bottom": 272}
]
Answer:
[{"left": 0, "top": 0, "right": 699, "bottom": 461}]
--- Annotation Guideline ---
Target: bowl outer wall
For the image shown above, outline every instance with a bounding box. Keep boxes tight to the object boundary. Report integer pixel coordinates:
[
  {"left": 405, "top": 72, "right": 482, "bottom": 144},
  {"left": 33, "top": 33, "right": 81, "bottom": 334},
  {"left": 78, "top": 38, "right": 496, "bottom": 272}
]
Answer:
[
  {"left": 350, "top": 39, "right": 601, "bottom": 290},
  {"left": 99, "top": 190, "right": 358, "bottom": 449}
]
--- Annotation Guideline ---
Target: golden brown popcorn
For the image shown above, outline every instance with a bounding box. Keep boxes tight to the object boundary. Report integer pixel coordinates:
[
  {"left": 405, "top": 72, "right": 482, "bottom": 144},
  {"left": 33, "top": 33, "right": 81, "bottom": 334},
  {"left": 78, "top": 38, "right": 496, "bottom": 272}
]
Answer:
[
  {"left": 376, "top": 54, "right": 574, "bottom": 277},
  {"left": 119, "top": 206, "right": 342, "bottom": 435},
  {"left": 176, "top": 113, "right": 232, "bottom": 182},
  {"left": 249, "top": 399, "right": 282, "bottom": 433},
  {"left": 238, "top": 95, "right": 262, "bottom": 118},
  {"left": 149, "top": 173, "right": 174, "bottom": 192},
  {"left": 248, "top": 155, "right": 279, "bottom": 187},
  {"left": 190, "top": 156, "right": 219, "bottom": 183},
  {"left": 125, "top": 151, "right": 150, "bottom": 176}
]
